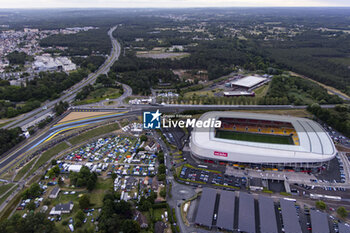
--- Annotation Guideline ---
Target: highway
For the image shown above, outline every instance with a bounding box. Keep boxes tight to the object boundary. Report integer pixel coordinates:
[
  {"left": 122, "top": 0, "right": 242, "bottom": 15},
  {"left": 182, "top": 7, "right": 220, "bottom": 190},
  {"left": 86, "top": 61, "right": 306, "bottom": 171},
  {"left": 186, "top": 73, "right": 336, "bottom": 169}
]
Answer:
[
  {"left": 0, "top": 102, "right": 340, "bottom": 176},
  {"left": 0, "top": 111, "right": 132, "bottom": 175},
  {"left": 3, "top": 25, "right": 122, "bottom": 130}
]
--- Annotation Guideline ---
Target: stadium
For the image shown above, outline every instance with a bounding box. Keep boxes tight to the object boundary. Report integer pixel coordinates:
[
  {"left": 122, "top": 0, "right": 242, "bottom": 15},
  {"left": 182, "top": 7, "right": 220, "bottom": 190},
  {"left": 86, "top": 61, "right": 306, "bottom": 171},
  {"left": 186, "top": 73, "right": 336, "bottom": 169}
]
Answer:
[{"left": 190, "top": 111, "right": 337, "bottom": 171}]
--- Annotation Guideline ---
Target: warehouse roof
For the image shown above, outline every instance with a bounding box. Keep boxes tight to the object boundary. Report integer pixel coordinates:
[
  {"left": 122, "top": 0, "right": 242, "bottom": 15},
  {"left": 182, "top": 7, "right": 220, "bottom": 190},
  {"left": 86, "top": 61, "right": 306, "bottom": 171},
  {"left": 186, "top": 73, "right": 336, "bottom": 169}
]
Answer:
[
  {"left": 216, "top": 190, "right": 235, "bottom": 231},
  {"left": 259, "top": 195, "right": 278, "bottom": 233},
  {"left": 238, "top": 192, "right": 255, "bottom": 233},
  {"left": 195, "top": 188, "right": 216, "bottom": 227},
  {"left": 310, "top": 210, "right": 329, "bottom": 233},
  {"left": 230, "top": 76, "right": 267, "bottom": 88},
  {"left": 280, "top": 199, "right": 302, "bottom": 233}
]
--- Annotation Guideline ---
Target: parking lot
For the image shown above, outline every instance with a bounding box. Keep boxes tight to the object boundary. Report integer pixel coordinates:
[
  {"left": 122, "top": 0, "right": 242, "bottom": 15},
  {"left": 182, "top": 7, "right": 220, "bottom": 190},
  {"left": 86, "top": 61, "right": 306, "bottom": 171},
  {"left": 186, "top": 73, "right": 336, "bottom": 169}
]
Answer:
[{"left": 179, "top": 166, "right": 247, "bottom": 189}]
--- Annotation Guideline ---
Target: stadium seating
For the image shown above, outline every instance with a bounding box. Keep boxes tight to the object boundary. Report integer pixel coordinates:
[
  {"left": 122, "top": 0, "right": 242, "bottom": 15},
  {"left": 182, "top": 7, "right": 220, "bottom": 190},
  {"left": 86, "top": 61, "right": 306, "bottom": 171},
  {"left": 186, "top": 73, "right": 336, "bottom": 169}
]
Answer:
[{"left": 218, "top": 118, "right": 300, "bottom": 145}]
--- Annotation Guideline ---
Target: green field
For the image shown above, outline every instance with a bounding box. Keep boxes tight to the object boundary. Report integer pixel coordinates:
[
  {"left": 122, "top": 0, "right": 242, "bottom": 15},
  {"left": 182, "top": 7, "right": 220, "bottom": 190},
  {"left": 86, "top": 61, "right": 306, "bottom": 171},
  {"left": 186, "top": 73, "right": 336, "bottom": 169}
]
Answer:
[
  {"left": 74, "top": 87, "right": 121, "bottom": 105},
  {"left": 31, "top": 142, "right": 70, "bottom": 172},
  {"left": 68, "top": 123, "right": 120, "bottom": 145},
  {"left": 215, "top": 130, "right": 294, "bottom": 145}
]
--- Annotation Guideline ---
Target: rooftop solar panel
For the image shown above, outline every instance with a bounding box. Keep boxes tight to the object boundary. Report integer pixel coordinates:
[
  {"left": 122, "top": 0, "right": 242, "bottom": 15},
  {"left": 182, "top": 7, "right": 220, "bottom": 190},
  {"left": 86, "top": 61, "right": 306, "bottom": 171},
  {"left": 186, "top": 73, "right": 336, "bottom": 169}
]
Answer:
[
  {"left": 339, "top": 223, "right": 350, "bottom": 233},
  {"left": 280, "top": 199, "right": 302, "bottom": 233},
  {"left": 195, "top": 188, "right": 217, "bottom": 228},
  {"left": 238, "top": 192, "right": 256, "bottom": 233},
  {"left": 310, "top": 210, "right": 330, "bottom": 233},
  {"left": 259, "top": 195, "right": 278, "bottom": 233},
  {"left": 216, "top": 190, "right": 235, "bottom": 231}
]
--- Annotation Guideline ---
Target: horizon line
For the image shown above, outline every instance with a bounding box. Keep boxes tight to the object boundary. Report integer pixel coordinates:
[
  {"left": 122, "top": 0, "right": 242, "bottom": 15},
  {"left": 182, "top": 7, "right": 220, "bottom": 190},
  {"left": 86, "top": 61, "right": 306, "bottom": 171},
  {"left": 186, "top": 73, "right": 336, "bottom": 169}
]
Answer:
[{"left": 1, "top": 6, "right": 350, "bottom": 9}]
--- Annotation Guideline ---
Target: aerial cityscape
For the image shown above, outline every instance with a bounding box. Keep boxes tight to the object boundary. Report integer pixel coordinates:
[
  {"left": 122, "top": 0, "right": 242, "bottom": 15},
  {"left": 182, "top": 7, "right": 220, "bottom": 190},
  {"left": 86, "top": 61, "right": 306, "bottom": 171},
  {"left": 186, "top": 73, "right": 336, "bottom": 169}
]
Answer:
[{"left": 0, "top": 2, "right": 350, "bottom": 233}]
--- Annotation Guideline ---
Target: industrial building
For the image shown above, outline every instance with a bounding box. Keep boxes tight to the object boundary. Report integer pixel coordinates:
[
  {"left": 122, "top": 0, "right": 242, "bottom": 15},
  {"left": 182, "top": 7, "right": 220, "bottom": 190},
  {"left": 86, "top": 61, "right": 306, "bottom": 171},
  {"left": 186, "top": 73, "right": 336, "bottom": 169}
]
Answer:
[
  {"left": 230, "top": 76, "right": 268, "bottom": 91},
  {"left": 190, "top": 111, "right": 337, "bottom": 170},
  {"left": 32, "top": 54, "right": 76, "bottom": 72}
]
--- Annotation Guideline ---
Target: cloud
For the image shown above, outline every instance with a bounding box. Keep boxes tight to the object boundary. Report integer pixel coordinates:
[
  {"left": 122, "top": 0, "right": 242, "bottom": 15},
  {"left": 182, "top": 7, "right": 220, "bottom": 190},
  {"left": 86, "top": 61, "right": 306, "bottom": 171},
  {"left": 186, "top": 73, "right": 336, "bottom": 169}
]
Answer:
[{"left": 0, "top": 0, "right": 349, "bottom": 8}]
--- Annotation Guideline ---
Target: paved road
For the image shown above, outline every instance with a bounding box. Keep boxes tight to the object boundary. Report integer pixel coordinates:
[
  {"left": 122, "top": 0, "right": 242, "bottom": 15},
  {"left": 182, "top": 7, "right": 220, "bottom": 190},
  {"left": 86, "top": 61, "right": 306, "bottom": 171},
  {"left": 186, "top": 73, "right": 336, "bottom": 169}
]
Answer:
[
  {"left": 3, "top": 25, "right": 122, "bottom": 130},
  {"left": 80, "top": 82, "right": 132, "bottom": 107},
  {"left": 0, "top": 111, "right": 130, "bottom": 175}
]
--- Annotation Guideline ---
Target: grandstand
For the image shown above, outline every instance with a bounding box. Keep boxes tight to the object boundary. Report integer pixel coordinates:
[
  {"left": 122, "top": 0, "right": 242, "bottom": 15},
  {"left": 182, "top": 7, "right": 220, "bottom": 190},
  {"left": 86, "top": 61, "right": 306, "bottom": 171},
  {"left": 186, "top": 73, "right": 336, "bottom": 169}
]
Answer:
[
  {"left": 217, "top": 117, "right": 300, "bottom": 145},
  {"left": 190, "top": 111, "right": 337, "bottom": 170}
]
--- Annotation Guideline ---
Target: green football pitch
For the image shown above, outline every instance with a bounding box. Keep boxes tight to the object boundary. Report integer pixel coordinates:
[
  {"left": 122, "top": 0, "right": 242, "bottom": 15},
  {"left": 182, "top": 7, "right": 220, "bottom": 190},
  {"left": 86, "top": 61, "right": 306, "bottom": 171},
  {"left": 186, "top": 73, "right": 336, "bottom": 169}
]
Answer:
[{"left": 215, "top": 130, "right": 294, "bottom": 145}]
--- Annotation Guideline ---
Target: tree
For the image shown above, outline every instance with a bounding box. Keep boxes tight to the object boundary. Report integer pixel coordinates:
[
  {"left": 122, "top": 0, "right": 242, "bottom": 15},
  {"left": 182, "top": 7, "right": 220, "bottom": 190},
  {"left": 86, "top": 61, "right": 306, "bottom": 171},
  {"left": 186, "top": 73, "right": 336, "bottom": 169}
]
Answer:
[
  {"left": 75, "top": 210, "right": 85, "bottom": 222},
  {"left": 160, "top": 187, "right": 167, "bottom": 198},
  {"left": 121, "top": 220, "right": 141, "bottom": 233},
  {"left": 22, "top": 183, "right": 42, "bottom": 199},
  {"left": 158, "top": 164, "right": 166, "bottom": 175},
  {"left": 54, "top": 101, "right": 69, "bottom": 116},
  {"left": 337, "top": 206, "right": 348, "bottom": 218},
  {"left": 0, "top": 212, "right": 57, "bottom": 233},
  {"left": 79, "top": 194, "right": 90, "bottom": 210},
  {"left": 315, "top": 201, "right": 326, "bottom": 210},
  {"left": 140, "top": 135, "right": 148, "bottom": 142},
  {"left": 27, "top": 201, "right": 36, "bottom": 211}
]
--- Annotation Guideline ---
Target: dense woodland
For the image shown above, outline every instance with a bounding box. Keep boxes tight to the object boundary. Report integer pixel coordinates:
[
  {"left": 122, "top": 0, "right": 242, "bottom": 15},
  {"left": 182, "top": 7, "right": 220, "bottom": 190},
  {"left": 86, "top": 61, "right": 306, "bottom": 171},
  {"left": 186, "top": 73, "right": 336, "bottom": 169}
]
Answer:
[
  {"left": 0, "top": 69, "right": 87, "bottom": 118},
  {"left": 263, "top": 75, "right": 343, "bottom": 105},
  {"left": 98, "top": 194, "right": 140, "bottom": 233},
  {"left": 6, "top": 51, "right": 32, "bottom": 65},
  {"left": 0, "top": 127, "right": 24, "bottom": 156},
  {"left": 0, "top": 212, "right": 57, "bottom": 233},
  {"left": 260, "top": 31, "right": 350, "bottom": 95},
  {"left": 40, "top": 28, "right": 111, "bottom": 56},
  {"left": 308, "top": 104, "right": 350, "bottom": 137}
]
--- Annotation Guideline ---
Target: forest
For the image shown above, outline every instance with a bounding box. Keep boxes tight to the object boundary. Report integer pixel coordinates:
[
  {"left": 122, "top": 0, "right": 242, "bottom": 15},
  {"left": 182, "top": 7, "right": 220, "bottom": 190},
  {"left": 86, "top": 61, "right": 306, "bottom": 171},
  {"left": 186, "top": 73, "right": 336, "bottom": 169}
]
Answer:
[
  {"left": 308, "top": 104, "right": 350, "bottom": 137},
  {"left": 6, "top": 51, "right": 33, "bottom": 65},
  {"left": 0, "top": 69, "right": 87, "bottom": 118},
  {"left": 264, "top": 75, "right": 343, "bottom": 105},
  {"left": 40, "top": 28, "right": 111, "bottom": 56},
  {"left": 259, "top": 31, "right": 350, "bottom": 95},
  {"left": 0, "top": 127, "right": 25, "bottom": 156}
]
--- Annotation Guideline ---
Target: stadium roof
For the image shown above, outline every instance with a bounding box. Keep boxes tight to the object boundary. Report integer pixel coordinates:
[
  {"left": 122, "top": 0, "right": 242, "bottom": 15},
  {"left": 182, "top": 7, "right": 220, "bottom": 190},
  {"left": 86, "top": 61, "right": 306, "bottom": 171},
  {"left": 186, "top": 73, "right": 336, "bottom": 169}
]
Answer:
[
  {"left": 238, "top": 192, "right": 255, "bottom": 233},
  {"left": 259, "top": 196, "right": 278, "bottom": 233},
  {"left": 195, "top": 188, "right": 216, "bottom": 227},
  {"left": 230, "top": 76, "right": 267, "bottom": 88},
  {"left": 191, "top": 112, "right": 336, "bottom": 164},
  {"left": 310, "top": 210, "right": 329, "bottom": 233},
  {"left": 280, "top": 199, "right": 302, "bottom": 233},
  {"left": 339, "top": 223, "right": 350, "bottom": 233},
  {"left": 216, "top": 190, "right": 235, "bottom": 231}
]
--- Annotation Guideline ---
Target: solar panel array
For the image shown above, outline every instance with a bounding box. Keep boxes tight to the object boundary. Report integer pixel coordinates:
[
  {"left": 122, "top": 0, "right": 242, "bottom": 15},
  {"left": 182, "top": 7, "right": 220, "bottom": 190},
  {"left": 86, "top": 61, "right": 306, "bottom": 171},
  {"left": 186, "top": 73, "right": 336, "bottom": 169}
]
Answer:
[
  {"left": 238, "top": 192, "right": 256, "bottom": 233},
  {"left": 280, "top": 199, "right": 302, "bottom": 233},
  {"left": 194, "top": 188, "right": 217, "bottom": 227},
  {"left": 195, "top": 189, "right": 338, "bottom": 233},
  {"left": 259, "top": 195, "right": 278, "bottom": 233},
  {"left": 216, "top": 190, "right": 235, "bottom": 231},
  {"left": 310, "top": 209, "right": 330, "bottom": 233}
]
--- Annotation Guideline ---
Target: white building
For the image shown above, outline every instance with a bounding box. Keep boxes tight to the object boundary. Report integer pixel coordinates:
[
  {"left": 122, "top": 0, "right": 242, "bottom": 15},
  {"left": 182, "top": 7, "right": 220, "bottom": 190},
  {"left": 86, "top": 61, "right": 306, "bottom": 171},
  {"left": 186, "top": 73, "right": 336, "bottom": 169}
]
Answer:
[
  {"left": 32, "top": 54, "right": 76, "bottom": 72},
  {"left": 190, "top": 111, "right": 336, "bottom": 168}
]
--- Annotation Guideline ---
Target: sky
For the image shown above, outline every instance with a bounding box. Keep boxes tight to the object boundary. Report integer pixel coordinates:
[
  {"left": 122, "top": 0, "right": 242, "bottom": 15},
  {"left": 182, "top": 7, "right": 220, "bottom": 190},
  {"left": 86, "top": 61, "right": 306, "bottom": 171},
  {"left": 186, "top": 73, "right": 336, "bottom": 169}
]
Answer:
[{"left": 0, "top": 0, "right": 349, "bottom": 8}]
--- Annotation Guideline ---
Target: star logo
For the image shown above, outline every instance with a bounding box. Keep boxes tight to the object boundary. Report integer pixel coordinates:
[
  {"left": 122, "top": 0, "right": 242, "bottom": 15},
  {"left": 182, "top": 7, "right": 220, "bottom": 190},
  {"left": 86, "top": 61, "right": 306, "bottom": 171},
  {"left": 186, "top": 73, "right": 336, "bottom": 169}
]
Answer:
[
  {"left": 143, "top": 110, "right": 162, "bottom": 129},
  {"left": 150, "top": 109, "right": 161, "bottom": 122}
]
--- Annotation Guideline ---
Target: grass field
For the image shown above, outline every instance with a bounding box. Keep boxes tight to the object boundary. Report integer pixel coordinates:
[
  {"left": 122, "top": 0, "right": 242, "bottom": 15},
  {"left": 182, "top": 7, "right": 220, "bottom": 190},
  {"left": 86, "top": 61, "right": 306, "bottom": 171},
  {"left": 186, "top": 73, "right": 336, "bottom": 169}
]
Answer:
[
  {"left": 0, "top": 183, "right": 15, "bottom": 195},
  {"left": 74, "top": 87, "right": 121, "bottom": 105},
  {"left": 14, "top": 159, "right": 36, "bottom": 182},
  {"left": 68, "top": 123, "right": 120, "bottom": 145},
  {"left": 31, "top": 142, "right": 70, "bottom": 173},
  {"left": 0, "top": 184, "right": 17, "bottom": 206},
  {"left": 215, "top": 130, "right": 294, "bottom": 145}
]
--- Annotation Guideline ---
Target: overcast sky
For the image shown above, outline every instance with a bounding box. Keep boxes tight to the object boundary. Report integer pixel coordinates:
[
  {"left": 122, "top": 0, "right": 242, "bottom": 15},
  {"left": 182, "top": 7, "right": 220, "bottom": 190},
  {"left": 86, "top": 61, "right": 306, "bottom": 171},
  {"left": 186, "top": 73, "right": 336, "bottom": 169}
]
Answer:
[{"left": 0, "top": 0, "right": 349, "bottom": 8}]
